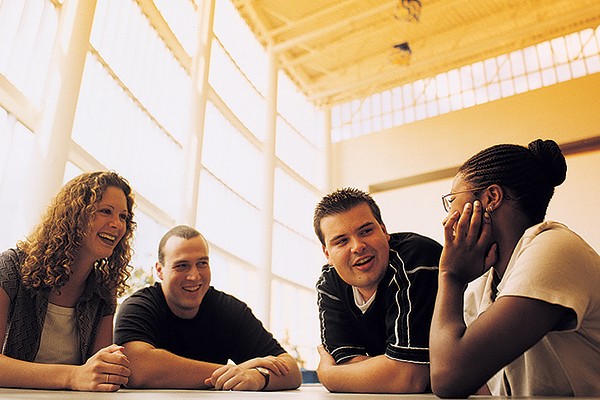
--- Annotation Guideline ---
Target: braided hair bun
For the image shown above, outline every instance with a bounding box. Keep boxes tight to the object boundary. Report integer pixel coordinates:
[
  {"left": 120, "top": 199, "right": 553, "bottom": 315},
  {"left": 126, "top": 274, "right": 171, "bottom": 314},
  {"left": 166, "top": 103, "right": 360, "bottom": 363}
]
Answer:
[{"left": 527, "top": 139, "right": 567, "bottom": 187}]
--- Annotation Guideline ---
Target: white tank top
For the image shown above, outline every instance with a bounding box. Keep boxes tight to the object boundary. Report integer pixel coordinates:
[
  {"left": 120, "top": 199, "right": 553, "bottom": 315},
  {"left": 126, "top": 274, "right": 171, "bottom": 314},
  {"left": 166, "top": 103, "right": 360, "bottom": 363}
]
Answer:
[{"left": 34, "top": 302, "right": 81, "bottom": 364}]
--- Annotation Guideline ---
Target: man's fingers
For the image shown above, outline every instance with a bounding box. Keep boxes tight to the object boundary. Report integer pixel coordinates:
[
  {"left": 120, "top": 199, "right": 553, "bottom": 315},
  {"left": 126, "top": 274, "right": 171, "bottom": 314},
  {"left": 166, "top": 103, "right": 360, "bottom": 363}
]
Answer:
[{"left": 262, "top": 359, "right": 287, "bottom": 376}]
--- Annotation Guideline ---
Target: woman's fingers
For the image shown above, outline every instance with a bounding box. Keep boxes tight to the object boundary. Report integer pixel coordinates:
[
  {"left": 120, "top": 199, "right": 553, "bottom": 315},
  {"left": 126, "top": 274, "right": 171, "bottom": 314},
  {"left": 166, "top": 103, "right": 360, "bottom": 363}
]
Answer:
[
  {"left": 455, "top": 202, "right": 473, "bottom": 240},
  {"left": 465, "top": 201, "right": 483, "bottom": 244},
  {"left": 443, "top": 210, "right": 460, "bottom": 243}
]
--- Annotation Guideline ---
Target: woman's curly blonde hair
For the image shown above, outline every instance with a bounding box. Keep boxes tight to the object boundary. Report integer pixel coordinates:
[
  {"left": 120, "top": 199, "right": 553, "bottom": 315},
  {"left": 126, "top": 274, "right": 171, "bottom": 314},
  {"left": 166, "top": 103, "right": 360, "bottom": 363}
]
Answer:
[{"left": 17, "top": 171, "right": 136, "bottom": 299}]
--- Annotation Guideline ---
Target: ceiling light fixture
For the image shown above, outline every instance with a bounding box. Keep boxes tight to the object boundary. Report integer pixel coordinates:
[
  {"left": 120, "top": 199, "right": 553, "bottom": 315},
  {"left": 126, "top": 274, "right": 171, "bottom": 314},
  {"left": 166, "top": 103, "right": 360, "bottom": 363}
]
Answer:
[
  {"left": 395, "top": 0, "right": 422, "bottom": 22},
  {"left": 391, "top": 42, "right": 412, "bottom": 66}
]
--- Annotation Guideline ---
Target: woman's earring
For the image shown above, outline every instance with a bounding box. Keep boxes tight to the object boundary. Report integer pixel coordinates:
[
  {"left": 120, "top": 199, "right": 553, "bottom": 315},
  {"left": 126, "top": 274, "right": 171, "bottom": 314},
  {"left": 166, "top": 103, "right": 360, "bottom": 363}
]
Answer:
[{"left": 486, "top": 205, "right": 494, "bottom": 214}]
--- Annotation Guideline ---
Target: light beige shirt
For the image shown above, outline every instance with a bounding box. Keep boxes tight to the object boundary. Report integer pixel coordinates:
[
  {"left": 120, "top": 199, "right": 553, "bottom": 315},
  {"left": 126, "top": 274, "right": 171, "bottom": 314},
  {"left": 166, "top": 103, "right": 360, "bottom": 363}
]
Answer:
[
  {"left": 34, "top": 303, "right": 81, "bottom": 365},
  {"left": 464, "top": 221, "right": 600, "bottom": 396}
]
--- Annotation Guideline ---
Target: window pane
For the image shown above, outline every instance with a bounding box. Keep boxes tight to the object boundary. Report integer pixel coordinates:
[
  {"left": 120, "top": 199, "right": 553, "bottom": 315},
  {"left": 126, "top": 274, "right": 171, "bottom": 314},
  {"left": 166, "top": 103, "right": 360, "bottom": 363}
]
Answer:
[
  {"left": 472, "top": 61, "right": 486, "bottom": 87},
  {"left": 124, "top": 209, "right": 169, "bottom": 299},
  {"left": 0, "top": 113, "right": 36, "bottom": 250},
  {"left": 0, "top": 0, "right": 58, "bottom": 106},
  {"left": 72, "top": 55, "right": 184, "bottom": 217},
  {"left": 271, "top": 280, "right": 320, "bottom": 369},
  {"left": 272, "top": 222, "right": 321, "bottom": 287},
  {"left": 214, "top": 0, "right": 268, "bottom": 95},
  {"left": 153, "top": 0, "right": 198, "bottom": 55},
  {"left": 203, "top": 101, "right": 262, "bottom": 207},
  {"left": 447, "top": 69, "right": 461, "bottom": 95},
  {"left": 209, "top": 39, "right": 266, "bottom": 141},
  {"left": 537, "top": 42, "right": 553, "bottom": 68},
  {"left": 582, "top": 29, "right": 599, "bottom": 56},
  {"left": 91, "top": 0, "right": 192, "bottom": 144},
  {"left": 424, "top": 79, "right": 437, "bottom": 102},
  {"left": 278, "top": 72, "right": 325, "bottom": 149},
  {"left": 276, "top": 117, "right": 326, "bottom": 190},
  {"left": 497, "top": 55, "right": 511, "bottom": 80},
  {"left": 273, "top": 168, "right": 319, "bottom": 238},
  {"left": 551, "top": 37, "right": 569, "bottom": 64},
  {"left": 460, "top": 65, "right": 473, "bottom": 90},
  {"left": 197, "top": 170, "right": 261, "bottom": 266},
  {"left": 210, "top": 248, "right": 260, "bottom": 317},
  {"left": 510, "top": 50, "right": 526, "bottom": 76},
  {"left": 523, "top": 45, "right": 540, "bottom": 72}
]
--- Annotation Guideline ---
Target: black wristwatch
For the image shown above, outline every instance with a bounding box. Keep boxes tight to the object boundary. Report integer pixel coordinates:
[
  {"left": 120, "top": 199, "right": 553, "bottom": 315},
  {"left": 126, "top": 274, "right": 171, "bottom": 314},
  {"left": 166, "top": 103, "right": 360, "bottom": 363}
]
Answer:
[{"left": 254, "top": 367, "right": 270, "bottom": 390}]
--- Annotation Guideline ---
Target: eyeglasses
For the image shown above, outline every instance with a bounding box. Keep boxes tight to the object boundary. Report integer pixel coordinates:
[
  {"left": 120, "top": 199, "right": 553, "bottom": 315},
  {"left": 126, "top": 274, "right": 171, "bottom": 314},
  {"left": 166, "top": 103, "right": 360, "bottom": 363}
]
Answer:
[{"left": 441, "top": 187, "right": 487, "bottom": 213}]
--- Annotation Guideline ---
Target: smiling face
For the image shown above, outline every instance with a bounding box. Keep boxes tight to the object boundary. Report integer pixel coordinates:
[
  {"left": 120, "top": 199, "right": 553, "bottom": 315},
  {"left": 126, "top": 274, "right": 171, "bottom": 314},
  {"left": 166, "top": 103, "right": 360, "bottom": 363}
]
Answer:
[
  {"left": 156, "top": 235, "right": 211, "bottom": 319},
  {"left": 79, "top": 186, "right": 129, "bottom": 265},
  {"left": 320, "top": 203, "right": 391, "bottom": 299}
]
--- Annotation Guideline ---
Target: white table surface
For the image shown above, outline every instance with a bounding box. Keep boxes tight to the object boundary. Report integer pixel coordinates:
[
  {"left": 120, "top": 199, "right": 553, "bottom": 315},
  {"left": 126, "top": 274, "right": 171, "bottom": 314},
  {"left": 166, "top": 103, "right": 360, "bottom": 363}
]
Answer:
[{"left": 0, "top": 384, "right": 574, "bottom": 399}]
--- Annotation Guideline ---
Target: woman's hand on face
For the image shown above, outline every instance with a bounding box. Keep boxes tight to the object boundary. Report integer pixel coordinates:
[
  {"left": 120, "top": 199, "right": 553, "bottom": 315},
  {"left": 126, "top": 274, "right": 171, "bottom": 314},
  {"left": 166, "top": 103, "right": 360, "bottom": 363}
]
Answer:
[
  {"left": 69, "top": 344, "right": 130, "bottom": 392},
  {"left": 440, "top": 200, "right": 497, "bottom": 285}
]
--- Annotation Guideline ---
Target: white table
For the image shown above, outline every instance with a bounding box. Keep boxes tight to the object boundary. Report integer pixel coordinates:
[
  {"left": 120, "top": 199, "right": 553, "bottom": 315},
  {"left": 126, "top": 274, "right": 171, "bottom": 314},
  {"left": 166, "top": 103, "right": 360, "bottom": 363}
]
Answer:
[{"left": 0, "top": 384, "right": 569, "bottom": 399}]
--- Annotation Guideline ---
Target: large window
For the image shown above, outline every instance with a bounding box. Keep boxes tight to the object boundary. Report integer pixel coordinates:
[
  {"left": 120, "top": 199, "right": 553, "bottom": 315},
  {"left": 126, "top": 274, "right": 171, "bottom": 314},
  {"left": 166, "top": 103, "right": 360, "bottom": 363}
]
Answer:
[
  {"left": 0, "top": 0, "right": 326, "bottom": 370},
  {"left": 73, "top": 0, "right": 193, "bottom": 281},
  {"left": 0, "top": 113, "right": 36, "bottom": 249},
  {"left": 0, "top": 0, "right": 59, "bottom": 249},
  {"left": 332, "top": 25, "right": 600, "bottom": 142},
  {"left": 208, "top": 0, "right": 326, "bottom": 368}
]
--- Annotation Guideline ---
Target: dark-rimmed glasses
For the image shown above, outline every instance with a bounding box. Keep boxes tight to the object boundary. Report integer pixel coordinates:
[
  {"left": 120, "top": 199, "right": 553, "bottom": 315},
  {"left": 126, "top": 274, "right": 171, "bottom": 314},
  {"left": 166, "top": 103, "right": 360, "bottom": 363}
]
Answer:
[{"left": 441, "top": 187, "right": 487, "bottom": 213}]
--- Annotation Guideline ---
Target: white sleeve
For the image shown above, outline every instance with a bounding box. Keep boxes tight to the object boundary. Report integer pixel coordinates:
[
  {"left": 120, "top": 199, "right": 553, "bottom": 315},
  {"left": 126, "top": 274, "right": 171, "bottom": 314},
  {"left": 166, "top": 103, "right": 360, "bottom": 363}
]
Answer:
[{"left": 498, "top": 223, "right": 598, "bottom": 331}]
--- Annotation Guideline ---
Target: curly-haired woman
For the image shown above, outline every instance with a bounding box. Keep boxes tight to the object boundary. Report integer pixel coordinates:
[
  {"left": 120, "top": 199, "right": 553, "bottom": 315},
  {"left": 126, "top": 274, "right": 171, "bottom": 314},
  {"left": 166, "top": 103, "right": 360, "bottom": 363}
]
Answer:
[{"left": 0, "top": 171, "right": 136, "bottom": 391}]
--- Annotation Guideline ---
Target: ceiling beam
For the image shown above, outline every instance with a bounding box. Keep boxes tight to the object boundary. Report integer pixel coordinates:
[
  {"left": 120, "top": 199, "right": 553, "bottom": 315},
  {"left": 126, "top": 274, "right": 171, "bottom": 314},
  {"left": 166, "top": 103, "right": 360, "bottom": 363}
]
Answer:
[
  {"left": 284, "top": 17, "right": 392, "bottom": 68},
  {"left": 269, "top": 0, "right": 363, "bottom": 37},
  {"left": 272, "top": 1, "right": 396, "bottom": 53},
  {"left": 135, "top": 0, "right": 190, "bottom": 70},
  {"left": 369, "top": 136, "right": 600, "bottom": 193},
  {"left": 561, "top": 136, "right": 600, "bottom": 156},
  {"left": 0, "top": 73, "right": 40, "bottom": 132},
  {"left": 281, "top": 0, "right": 467, "bottom": 69},
  {"left": 369, "top": 167, "right": 459, "bottom": 193},
  {"left": 305, "top": 5, "right": 600, "bottom": 105},
  {"left": 233, "top": 0, "right": 272, "bottom": 44}
]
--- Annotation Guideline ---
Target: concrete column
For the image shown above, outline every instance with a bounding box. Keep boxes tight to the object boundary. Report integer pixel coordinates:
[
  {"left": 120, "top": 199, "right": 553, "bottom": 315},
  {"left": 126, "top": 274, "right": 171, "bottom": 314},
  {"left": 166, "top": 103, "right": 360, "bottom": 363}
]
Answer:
[
  {"left": 182, "top": 0, "right": 215, "bottom": 226},
  {"left": 27, "top": 0, "right": 96, "bottom": 227},
  {"left": 323, "top": 106, "right": 333, "bottom": 192},
  {"left": 258, "top": 48, "right": 278, "bottom": 326}
]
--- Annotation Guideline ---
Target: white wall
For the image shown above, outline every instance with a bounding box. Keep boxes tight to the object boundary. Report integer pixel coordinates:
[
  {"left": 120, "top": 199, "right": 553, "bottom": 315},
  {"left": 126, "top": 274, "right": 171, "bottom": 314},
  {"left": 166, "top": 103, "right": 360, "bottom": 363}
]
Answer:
[
  {"left": 331, "top": 73, "right": 600, "bottom": 251},
  {"left": 546, "top": 151, "right": 600, "bottom": 251}
]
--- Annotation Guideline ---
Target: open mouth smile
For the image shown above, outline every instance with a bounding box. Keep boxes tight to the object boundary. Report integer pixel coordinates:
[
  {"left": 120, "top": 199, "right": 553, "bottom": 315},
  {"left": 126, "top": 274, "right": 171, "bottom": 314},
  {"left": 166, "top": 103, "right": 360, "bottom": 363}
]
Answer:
[
  {"left": 353, "top": 256, "right": 374, "bottom": 270},
  {"left": 98, "top": 232, "right": 117, "bottom": 245}
]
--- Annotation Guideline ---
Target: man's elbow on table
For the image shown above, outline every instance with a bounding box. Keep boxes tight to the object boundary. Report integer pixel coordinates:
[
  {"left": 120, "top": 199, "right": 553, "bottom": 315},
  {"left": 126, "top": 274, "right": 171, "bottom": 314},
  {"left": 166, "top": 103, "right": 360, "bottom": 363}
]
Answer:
[
  {"left": 431, "top": 366, "right": 477, "bottom": 398},
  {"left": 390, "top": 364, "right": 430, "bottom": 394},
  {"left": 125, "top": 359, "right": 162, "bottom": 389},
  {"left": 317, "top": 359, "right": 430, "bottom": 394},
  {"left": 120, "top": 343, "right": 176, "bottom": 389}
]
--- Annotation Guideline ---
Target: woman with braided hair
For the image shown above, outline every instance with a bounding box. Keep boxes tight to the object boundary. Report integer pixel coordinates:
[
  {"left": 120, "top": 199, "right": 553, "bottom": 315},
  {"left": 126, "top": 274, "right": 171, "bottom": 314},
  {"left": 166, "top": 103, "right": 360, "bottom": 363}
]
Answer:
[
  {"left": 0, "top": 171, "right": 135, "bottom": 391},
  {"left": 430, "top": 139, "right": 600, "bottom": 397}
]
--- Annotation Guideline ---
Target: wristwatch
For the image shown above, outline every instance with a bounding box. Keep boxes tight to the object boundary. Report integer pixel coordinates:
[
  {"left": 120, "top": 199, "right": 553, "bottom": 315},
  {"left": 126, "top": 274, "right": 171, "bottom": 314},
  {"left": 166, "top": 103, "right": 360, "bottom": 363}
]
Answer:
[{"left": 254, "top": 367, "right": 270, "bottom": 390}]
